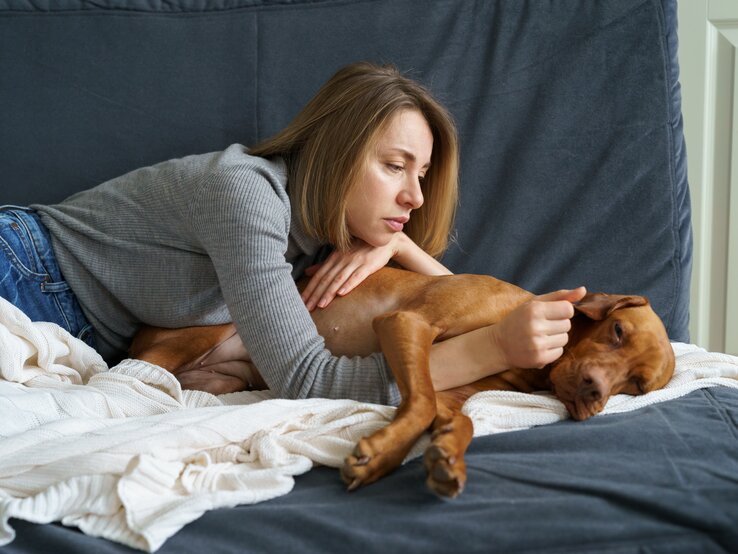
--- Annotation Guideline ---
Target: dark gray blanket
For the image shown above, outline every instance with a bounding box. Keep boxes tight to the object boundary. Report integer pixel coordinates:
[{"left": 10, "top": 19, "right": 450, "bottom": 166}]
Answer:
[{"left": 7, "top": 387, "right": 738, "bottom": 553}]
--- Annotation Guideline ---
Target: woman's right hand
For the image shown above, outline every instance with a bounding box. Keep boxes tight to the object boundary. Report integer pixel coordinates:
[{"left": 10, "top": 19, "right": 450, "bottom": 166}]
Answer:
[
  {"left": 490, "top": 287, "right": 587, "bottom": 369},
  {"left": 300, "top": 237, "right": 399, "bottom": 311}
]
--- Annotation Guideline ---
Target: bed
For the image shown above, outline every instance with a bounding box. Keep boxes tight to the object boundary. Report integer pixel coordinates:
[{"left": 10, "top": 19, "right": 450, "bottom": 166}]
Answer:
[{"left": 1, "top": 0, "right": 737, "bottom": 552}]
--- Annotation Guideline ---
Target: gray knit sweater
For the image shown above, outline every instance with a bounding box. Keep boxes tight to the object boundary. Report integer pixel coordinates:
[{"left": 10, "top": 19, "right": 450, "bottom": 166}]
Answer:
[{"left": 34, "top": 144, "right": 400, "bottom": 405}]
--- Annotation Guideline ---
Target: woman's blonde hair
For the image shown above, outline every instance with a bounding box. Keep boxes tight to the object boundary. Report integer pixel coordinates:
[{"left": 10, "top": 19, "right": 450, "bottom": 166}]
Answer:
[{"left": 249, "top": 61, "right": 458, "bottom": 257}]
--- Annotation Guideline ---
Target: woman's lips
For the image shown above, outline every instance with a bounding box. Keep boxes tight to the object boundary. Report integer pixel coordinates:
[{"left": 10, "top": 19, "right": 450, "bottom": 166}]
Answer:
[{"left": 383, "top": 217, "right": 408, "bottom": 232}]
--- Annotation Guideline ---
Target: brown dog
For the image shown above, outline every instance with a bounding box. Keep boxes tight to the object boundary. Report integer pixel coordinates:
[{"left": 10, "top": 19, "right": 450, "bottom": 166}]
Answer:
[{"left": 130, "top": 267, "right": 675, "bottom": 497}]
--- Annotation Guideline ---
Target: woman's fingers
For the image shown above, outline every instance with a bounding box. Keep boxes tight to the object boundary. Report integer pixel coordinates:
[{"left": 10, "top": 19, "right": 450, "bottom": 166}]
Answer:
[
  {"left": 543, "top": 330, "right": 570, "bottom": 349},
  {"left": 303, "top": 263, "right": 321, "bottom": 277},
  {"left": 336, "top": 267, "right": 369, "bottom": 296},
  {"left": 313, "top": 262, "right": 361, "bottom": 309},
  {"left": 495, "top": 287, "right": 588, "bottom": 369},
  {"left": 536, "top": 286, "right": 587, "bottom": 304},
  {"left": 300, "top": 239, "right": 396, "bottom": 311},
  {"left": 299, "top": 262, "right": 328, "bottom": 306},
  {"left": 300, "top": 254, "right": 340, "bottom": 308},
  {"left": 540, "top": 317, "right": 572, "bottom": 339},
  {"left": 539, "top": 346, "right": 565, "bottom": 367},
  {"left": 302, "top": 256, "right": 353, "bottom": 310}
]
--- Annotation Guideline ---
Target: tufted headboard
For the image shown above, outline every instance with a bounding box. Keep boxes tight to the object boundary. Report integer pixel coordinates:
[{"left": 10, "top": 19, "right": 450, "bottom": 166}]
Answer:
[{"left": 0, "top": 0, "right": 691, "bottom": 340}]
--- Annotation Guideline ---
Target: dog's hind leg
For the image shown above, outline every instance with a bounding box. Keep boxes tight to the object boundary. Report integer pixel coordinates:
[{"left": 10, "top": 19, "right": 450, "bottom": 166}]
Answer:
[{"left": 341, "top": 310, "right": 438, "bottom": 491}]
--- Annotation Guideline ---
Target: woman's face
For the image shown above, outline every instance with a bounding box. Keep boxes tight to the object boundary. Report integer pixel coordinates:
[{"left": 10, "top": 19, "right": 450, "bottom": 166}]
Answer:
[{"left": 345, "top": 109, "right": 433, "bottom": 248}]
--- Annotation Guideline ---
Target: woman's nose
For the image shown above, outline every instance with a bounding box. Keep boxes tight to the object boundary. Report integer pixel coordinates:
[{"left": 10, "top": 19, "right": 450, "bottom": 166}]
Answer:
[{"left": 399, "top": 175, "right": 424, "bottom": 209}]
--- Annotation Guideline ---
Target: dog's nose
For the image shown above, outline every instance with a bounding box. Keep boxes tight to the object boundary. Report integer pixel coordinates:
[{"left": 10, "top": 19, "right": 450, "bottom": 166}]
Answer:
[{"left": 578, "top": 369, "right": 610, "bottom": 402}]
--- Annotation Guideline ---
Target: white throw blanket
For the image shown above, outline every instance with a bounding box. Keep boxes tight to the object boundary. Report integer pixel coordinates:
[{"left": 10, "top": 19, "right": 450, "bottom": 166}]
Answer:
[{"left": 1, "top": 296, "right": 737, "bottom": 552}]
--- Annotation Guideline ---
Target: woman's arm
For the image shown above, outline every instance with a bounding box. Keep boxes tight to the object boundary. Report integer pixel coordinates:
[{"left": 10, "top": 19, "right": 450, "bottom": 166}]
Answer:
[
  {"left": 301, "top": 232, "right": 449, "bottom": 310},
  {"left": 390, "top": 232, "right": 451, "bottom": 276},
  {"left": 429, "top": 287, "right": 587, "bottom": 390}
]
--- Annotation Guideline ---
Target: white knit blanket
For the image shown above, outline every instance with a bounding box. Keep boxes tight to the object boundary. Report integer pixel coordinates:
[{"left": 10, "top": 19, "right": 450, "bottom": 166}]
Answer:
[{"left": 1, "top": 297, "right": 737, "bottom": 552}]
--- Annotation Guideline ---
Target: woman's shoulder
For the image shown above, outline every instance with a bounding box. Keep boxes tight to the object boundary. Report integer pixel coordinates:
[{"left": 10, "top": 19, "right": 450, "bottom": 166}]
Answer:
[
  {"left": 192, "top": 146, "right": 290, "bottom": 228},
  {"left": 213, "top": 144, "right": 286, "bottom": 179},
  {"left": 203, "top": 144, "right": 288, "bottom": 198}
]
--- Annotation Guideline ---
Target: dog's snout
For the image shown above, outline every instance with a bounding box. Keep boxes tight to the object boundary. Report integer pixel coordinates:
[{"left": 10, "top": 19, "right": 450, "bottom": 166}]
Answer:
[
  {"left": 580, "top": 379, "right": 602, "bottom": 401},
  {"left": 580, "top": 377, "right": 601, "bottom": 401},
  {"left": 578, "top": 370, "right": 609, "bottom": 402}
]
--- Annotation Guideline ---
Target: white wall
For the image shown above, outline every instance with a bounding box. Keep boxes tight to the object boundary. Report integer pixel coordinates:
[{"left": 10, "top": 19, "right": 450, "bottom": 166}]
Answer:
[{"left": 678, "top": 0, "right": 737, "bottom": 355}]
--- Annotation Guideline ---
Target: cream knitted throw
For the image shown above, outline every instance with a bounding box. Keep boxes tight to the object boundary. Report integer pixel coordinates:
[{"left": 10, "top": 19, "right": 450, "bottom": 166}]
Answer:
[{"left": 1, "top": 296, "right": 737, "bottom": 552}]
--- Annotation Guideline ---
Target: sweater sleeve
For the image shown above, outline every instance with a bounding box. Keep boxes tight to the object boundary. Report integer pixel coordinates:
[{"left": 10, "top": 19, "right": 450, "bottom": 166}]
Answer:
[{"left": 190, "top": 164, "right": 401, "bottom": 406}]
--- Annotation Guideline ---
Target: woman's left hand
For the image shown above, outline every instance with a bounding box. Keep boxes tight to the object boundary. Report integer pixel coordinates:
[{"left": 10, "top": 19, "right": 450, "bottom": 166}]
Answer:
[{"left": 300, "top": 237, "right": 399, "bottom": 311}]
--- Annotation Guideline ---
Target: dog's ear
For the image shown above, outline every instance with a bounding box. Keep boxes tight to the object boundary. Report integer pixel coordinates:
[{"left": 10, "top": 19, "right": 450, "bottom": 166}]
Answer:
[{"left": 573, "top": 293, "right": 649, "bottom": 321}]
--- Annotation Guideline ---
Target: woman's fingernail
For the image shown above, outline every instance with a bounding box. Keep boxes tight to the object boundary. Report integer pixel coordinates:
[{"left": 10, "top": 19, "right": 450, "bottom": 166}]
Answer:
[{"left": 338, "top": 288, "right": 346, "bottom": 295}]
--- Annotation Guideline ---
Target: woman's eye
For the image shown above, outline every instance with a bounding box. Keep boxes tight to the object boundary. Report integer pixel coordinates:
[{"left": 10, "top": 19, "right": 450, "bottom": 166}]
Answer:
[{"left": 387, "top": 163, "right": 403, "bottom": 173}]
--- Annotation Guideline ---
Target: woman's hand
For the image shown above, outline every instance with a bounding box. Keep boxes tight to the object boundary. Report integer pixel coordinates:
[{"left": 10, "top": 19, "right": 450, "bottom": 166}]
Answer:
[
  {"left": 300, "top": 237, "right": 400, "bottom": 311},
  {"left": 489, "top": 287, "right": 587, "bottom": 369},
  {"left": 300, "top": 232, "right": 451, "bottom": 311}
]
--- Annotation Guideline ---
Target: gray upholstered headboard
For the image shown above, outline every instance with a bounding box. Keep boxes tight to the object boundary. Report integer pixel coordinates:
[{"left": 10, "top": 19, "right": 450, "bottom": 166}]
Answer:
[{"left": 0, "top": 0, "right": 691, "bottom": 341}]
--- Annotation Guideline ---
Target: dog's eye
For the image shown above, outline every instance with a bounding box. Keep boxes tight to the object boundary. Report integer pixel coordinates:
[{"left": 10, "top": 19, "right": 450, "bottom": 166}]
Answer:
[
  {"left": 612, "top": 321, "right": 624, "bottom": 345},
  {"left": 630, "top": 377, "right": 645, "bottom": 394}
]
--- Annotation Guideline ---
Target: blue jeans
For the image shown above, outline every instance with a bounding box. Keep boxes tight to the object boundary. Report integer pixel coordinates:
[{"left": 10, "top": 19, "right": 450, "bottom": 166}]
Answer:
[{"left": 0, "top": 205, "right": 95, "bottom": 348}]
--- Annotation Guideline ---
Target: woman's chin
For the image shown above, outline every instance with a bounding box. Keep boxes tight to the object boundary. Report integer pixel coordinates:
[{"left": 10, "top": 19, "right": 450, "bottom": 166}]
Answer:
[{"left": 352, "top": 232, "right": 394, "bottom": 249}]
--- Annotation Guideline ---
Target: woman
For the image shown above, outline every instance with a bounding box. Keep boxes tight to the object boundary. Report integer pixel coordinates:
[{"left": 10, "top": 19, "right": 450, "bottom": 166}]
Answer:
[{"left": 0, "top": 62, "right": 583, "bottom": 405}]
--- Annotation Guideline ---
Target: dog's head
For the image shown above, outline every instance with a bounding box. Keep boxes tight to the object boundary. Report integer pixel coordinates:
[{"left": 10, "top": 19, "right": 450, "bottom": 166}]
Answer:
[{"left": 548, "top": 292, "right": 675, "bottom": 421}]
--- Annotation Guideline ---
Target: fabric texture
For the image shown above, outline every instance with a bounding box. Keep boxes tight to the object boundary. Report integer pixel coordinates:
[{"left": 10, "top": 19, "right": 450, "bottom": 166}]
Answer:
[
  {"left": 1, "top": 297, "right": 736, "bottom": 552},
  {"left": 32, "top": 146, "right": 398, "bottom": 405}
]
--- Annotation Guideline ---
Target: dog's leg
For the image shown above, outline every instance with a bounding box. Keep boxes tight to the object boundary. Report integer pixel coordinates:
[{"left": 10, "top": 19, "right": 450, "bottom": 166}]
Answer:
[
  {"left": 424, "top": 388, "right": 476, "bottom": 497},
  {"left": 130, "top": 324, "right": 261, "bottom": 394},
  {"left": 341, "top": 310, "right": 438, "bottom": 491}
]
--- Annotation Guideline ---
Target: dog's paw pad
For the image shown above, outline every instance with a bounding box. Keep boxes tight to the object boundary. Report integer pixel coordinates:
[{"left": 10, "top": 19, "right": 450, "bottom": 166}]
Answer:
[
  {"left": 426, "top": 461, "right": 465, "bottom": 498},
  {"left": 424, "top": 444, "right": 449, "bottom": 463},
  {"left": 424, "top": 444, "right": 466, "bottom": 498},
  {"left": 426, "top": 473, "right": 465, "bottom": 498}
]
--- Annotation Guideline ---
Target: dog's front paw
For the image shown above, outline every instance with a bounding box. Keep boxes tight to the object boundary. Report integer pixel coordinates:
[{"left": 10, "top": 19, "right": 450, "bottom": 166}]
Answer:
[
  {"left": 423, "top": 422, "right": 469, "bottom": 498},
  {"left": 340, "top": 437, "right": 381, "bottom": 491},
  {"left": 340, "top": 435, "right": 407, "bottom": 491},
  {"left": 423, "top": 443, "right": 466, "bottom": 498}
]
